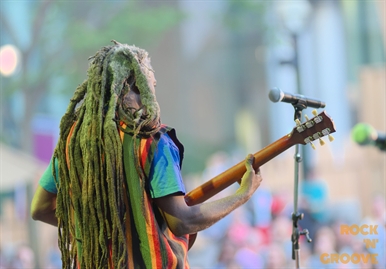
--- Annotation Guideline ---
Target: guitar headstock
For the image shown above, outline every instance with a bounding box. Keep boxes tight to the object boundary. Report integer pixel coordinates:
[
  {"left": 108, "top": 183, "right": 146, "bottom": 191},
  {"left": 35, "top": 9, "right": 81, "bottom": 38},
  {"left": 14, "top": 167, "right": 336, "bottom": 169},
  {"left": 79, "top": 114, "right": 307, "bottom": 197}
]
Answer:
[{"left": 290, "top": 110, "right": 336, "bottom": 149}]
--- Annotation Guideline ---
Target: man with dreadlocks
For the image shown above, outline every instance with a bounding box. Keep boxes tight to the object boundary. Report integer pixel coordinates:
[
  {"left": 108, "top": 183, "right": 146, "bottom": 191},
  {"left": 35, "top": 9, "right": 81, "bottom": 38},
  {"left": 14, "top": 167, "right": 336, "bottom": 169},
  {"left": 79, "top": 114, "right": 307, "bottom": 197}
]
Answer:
[{"left": 31, "top": 41, "right": 262, "bottom": 269}]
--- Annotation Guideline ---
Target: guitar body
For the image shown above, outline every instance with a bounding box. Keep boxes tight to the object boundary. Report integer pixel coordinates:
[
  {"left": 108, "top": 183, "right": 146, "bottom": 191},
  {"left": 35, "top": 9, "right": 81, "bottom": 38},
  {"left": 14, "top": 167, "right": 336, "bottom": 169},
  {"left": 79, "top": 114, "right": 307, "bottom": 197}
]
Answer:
[{"left": 184, "top": 111, "right": 336, "bottom": 249}]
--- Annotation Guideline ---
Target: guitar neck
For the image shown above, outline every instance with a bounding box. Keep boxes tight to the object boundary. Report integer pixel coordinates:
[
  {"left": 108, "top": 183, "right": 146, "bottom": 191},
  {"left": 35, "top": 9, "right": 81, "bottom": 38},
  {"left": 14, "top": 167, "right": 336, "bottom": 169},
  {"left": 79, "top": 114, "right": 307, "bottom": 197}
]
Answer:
[{"left": 184, "top": 134, "right": 295, "bottom": 206}]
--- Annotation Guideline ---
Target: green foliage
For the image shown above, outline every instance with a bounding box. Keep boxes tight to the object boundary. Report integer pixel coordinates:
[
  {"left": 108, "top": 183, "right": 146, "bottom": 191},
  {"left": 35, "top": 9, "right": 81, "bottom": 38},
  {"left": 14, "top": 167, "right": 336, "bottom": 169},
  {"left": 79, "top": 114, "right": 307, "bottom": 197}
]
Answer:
[
  {"left": 0, "top": 1, "right": 183, "bottom": 151},
  {"left": 64, "top": 2, "right": 182, "bottom": 51},
  {"left": 224, "top": 0, "right": 268, "bottom": 34},
  {"left": 57, "top": 1, "right": 183, "bottom": 95}
]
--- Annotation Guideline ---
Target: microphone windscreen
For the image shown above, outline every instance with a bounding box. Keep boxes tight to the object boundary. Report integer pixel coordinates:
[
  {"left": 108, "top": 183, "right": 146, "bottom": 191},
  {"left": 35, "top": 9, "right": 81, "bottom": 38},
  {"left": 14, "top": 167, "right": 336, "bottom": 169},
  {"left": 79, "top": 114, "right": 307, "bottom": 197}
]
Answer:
[
  {"left": 269, "top": 88, "right": 283, "bottom": 103},
  {"left": 351, "top": 123, "right": 375, "bottom": 145}
]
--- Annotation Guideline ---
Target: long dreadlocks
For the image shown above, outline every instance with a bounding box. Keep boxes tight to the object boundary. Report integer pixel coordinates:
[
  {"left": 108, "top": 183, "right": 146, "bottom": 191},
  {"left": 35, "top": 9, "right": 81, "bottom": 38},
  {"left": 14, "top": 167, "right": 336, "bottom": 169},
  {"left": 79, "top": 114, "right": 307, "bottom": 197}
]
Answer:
[{"left": 53, "top": 41, "right": 161, "bottom": 269}]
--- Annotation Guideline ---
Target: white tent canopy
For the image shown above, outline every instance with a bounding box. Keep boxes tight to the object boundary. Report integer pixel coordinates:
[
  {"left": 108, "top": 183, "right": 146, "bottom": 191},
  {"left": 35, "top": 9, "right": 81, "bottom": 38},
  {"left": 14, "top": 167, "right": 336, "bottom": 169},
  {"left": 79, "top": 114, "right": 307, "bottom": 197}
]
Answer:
[{"left": 0, "top": 143, "right": 47, "bottom": 192}]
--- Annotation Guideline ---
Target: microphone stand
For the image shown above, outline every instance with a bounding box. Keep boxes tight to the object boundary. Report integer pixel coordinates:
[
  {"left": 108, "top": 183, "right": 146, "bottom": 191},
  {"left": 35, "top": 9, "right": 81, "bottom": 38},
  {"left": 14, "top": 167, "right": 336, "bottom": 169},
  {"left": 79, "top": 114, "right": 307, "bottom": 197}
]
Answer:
[{"left": 291, "top": 101, "right": 312, "bottom": 269}]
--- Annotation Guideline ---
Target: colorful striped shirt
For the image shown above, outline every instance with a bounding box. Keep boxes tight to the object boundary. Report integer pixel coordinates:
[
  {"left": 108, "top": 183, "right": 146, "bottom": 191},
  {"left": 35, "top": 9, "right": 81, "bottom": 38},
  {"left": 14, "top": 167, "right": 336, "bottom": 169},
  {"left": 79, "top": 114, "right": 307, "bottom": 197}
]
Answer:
[
  {"left": 39, "top": 133, "right": 186, "bottom": 199},
  {"left": 39, "top": 125, "right": 190, "bottom": 268}
]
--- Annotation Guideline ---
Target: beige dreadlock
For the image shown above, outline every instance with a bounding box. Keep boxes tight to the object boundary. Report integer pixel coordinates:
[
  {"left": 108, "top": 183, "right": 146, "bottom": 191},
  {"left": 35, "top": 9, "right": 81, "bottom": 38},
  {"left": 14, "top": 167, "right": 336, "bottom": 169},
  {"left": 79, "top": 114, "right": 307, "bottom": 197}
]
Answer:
[{"left": 53, "top": 40, "right": 161, "bottom": 269}]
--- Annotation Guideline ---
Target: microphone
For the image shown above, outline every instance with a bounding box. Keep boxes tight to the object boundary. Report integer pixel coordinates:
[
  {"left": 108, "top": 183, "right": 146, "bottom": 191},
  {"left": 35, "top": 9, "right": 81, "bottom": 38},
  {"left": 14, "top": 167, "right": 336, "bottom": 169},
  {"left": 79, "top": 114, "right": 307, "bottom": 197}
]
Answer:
[
  {"left": 269, "top": 88, "right": 326, "bottom": 109},
  {"left": 351, "top": 123, "right": 386, "bottom": 151}
]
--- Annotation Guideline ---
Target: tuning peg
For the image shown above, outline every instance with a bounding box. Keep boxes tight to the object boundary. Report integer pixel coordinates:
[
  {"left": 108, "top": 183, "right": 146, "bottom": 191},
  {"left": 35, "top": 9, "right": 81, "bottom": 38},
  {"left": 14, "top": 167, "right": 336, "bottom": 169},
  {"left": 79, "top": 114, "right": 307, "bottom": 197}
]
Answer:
[
  {"left": 304, "top": 115, "right": 310, "bottom": 121},
  {"left": 312, "top": 109, "right": 318, "bottom": 116},
  {"left": 295, "top": 119, "right": 301, "bottom": 126},
  {"left": 310, "top": 141, "right": 316, "bottom": 150},
  {"left": 319, "top": 138, "right": 325, "bottom": 146},
  {"left": 328, "top": 134, "right": 334, "bottom": 142}
]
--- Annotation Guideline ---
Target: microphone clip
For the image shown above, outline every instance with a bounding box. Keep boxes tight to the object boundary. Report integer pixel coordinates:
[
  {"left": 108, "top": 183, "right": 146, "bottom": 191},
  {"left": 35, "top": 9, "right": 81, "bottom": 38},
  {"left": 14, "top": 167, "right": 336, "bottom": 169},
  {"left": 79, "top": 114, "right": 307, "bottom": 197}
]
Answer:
[
  {"left": 293, "top": 97, "right": 308, "bottom": 111},
  {"left": 292, "top": 98, "right": 308, "bottom": 121}
]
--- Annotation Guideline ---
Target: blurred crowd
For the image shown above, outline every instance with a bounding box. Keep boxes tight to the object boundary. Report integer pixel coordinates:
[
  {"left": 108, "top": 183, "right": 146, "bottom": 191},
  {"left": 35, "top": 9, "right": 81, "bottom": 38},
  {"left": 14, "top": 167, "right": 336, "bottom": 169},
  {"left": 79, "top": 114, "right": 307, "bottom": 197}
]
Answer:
[
  {"left": 0, "top": 240, "right": 61, "bottom": 269},
  {"left": 187, "top": 152, "right": 386, "bottom": 269},
  {"left": 0, "top": 151, "right": 384, "bottom": 269},
  {"left": 188, "top": 188, "right": 385, "bottom": 269}
]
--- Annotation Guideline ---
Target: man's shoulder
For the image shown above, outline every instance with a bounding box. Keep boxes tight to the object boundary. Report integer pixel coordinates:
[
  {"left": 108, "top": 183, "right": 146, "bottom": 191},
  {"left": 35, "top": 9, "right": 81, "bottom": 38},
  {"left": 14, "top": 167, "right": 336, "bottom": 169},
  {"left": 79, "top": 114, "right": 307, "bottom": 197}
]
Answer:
[
  {"left": 158, "top": 124, "right": 184, "bottom": 165},
  {"left": 159, "top": 124, "right": 173, "bottom": 134}
]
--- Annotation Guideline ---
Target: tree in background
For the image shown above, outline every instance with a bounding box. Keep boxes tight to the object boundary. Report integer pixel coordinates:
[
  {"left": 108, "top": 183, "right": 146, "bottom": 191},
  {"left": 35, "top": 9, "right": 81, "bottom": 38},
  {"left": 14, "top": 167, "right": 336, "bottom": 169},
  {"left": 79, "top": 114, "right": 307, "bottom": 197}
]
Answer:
[{"left": 1, "top": 0, "right": 182, "bottom": 154}]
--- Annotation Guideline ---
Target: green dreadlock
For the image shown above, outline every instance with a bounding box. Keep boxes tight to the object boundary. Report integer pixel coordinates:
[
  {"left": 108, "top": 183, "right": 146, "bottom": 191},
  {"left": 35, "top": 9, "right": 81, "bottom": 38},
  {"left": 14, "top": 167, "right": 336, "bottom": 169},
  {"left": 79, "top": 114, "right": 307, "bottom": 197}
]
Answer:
[{"left": 53, "top": 40, "right": 161, "bottom": 269}]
